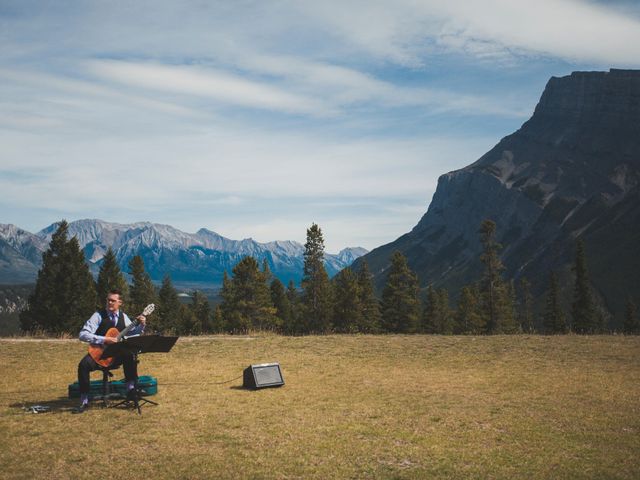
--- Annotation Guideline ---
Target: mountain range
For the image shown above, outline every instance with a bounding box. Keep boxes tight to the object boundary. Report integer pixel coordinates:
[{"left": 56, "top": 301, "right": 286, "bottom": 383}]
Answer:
[
  {"left": 0, "top": 220, "right": 367, "bottom": 287},
  {"left": 354, "top": 68, "right": 640, "bottom": 327},
  {"left": 2, "top": 68, "right": 638, "bottom": 329}
]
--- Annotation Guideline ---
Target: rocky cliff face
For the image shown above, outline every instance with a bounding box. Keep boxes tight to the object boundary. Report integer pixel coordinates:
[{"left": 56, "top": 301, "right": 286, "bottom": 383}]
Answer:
[{"left": 356, "top": 69, "right": 640, "bottom": 327}]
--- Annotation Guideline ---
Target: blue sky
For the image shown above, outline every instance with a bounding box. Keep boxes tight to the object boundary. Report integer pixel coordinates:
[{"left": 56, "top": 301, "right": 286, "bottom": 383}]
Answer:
[{"left": 1, "top": 0, "right": 639, "bottom": 252}]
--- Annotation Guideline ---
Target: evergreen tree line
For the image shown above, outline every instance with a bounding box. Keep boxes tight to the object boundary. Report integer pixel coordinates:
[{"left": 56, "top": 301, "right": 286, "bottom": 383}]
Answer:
[
  {"left": 20, "top": 221, "right": 210, "bottom": 335},
  {"left": 215, "top": 220, "right": 639, "bottom": 335},
  {"left": 375, "top": 220, "right": 639, "bottom": 335},
  {"left": 19, "top": 220, "right": 640, "bottom": 336}
]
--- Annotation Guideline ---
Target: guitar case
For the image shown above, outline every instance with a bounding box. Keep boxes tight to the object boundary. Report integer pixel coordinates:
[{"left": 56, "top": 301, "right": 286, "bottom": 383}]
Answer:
[{"left": 68, "top": 375, "right": 158, "bottom": 399}]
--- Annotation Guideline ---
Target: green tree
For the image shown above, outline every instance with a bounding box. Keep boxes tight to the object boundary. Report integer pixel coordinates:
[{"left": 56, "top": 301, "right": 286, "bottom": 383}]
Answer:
[
  {"left": 543, "top": 271, "right": 567, "bottom": 334},
  {"left": 422, "top": 284, "right": 439, "bottom": 333},
  {"left": 270, "top": 278, "right": 290, "bottom": 332},
  {"left": 623, "top": 296, "right": 639, "bottom": 334},
  {"left": 518, "top": 278, "right": 535, "bottom": 333},
  {"left": 211, "top": 304, "right": 226, "bottom": 333},
  {"left": 479, "top": 220, "right": 502, "bottom": 333},
  {"left": 96, "top": 247, "right": 129, "bottom": 307},
  {"left": 423, "top": 285, "right": 453, "bottom": 334},
  {"left": 176, "top": 303, "right": 199, "bottom": 335},
  {"left": 301, "top": 223, "right": 333, "bottom": 333},
  {"left": 220, "top": 256, "right": 276, "bottom": 333},
  {"left": 501, "top": 280, "right": 520, "bottom": 333},
  {"left": 455, "top": 285, "right": 484, "bottom": 334},
  {"left": 20, "top": 220, "right": 96, "bottom": 334},
  {"left": 219, "top": 271, "right": 235, "bottom": 331},
  {"left": 189, "top": 290, "right": 211, "bottom": 334},
  {"left": 332, "top": 267, "right": 362, "bottom": 333},
  {"left": 128, "top": 255, "right": 157, "bottom": 317},
  {"left": 571, "top": 239, "right": 599, "bottom": 333},
  {"left": 157, "top": 274, "right": 182, "bottom": 333},
  {"left": 436, "top": 288, "right": 454, "bottom": 334},
  {"left": 380, "top": 251, "right": 420, "bottom": 333},
  {"left": 285, "top": 280, "right": 302, "bottom": 334},
  {"left": 478, "top": 220, "right": 517, "bottom": 333},
  {"left": 357, "top": 261, "right": 382, "bottom": 333}
]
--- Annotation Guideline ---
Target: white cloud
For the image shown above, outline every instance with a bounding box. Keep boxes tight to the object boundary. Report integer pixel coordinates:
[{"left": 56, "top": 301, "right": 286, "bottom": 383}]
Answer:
[
  {"left": 279, "top": 0, "right": 640, "bottom": 66},
  {"left": 2, "top": 0, "right": 638, "bottom": 251},
  {"left": 86, "top": 60, "right": 337, "bottom": 117},
  {"left": 431, "top": 0, "right": 640, "bottom": 65}
]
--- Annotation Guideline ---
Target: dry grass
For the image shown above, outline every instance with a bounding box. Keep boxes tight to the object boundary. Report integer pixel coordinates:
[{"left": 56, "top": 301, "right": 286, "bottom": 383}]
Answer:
[{"left": 1, "top": 334, "right": 639, "bottom": 479}]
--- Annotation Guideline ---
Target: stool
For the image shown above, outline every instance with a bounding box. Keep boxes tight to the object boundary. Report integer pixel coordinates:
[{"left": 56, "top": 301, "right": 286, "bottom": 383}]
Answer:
[{"left": 99, "top": 367, "right": 120, "bottom": 407}]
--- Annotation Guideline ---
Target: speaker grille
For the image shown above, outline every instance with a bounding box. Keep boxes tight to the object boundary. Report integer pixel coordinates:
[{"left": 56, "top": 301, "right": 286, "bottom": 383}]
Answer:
[
  {"left": 254, "top": 364, "right": 283, "bottom": 386},
  {"left": 243, "top": 362, "right": 284, "bottom": 389}
]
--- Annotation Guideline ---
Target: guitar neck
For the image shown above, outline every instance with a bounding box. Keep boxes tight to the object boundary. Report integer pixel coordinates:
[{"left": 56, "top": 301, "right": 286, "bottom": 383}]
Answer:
[
  {"left": 117, "top": 318, "right": 139, "bottom": 341},
  {"left": 115, "top": 304, "right": 152, "bottom": 342}
]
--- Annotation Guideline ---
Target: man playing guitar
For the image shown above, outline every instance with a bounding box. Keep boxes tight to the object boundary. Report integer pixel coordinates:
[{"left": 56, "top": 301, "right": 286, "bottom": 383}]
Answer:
[{"left": 74, "top": 289, "right": 147, "bottom": 413}]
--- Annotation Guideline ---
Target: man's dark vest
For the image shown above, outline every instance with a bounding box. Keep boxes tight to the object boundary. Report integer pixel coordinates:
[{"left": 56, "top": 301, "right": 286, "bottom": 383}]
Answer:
[{"left": 95, "top": 309, "right": 126, "bottom": 336}]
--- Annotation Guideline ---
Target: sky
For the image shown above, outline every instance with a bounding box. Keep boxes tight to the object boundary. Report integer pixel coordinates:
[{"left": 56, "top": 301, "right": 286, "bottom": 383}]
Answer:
[{"left": 1, "top": 0, "right": 640, "bottom": 252}]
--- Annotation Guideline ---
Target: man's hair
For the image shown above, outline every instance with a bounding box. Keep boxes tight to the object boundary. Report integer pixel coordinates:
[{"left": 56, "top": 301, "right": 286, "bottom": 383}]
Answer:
[{"left": 107, "top": 289, "right": 123, "bottom": 298}]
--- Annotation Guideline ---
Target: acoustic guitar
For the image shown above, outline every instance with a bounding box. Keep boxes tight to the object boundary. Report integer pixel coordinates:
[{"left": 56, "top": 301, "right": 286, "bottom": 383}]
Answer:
[{"left": 88, "top": 304, "right": 155, "bottom": 367}]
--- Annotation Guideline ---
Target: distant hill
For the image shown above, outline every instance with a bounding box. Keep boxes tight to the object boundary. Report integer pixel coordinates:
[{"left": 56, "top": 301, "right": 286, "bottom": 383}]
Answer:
[
  {"left": 354, "top": 69, "right": 640, "bottom": 328},
  {"left": 0, "top": 220, "right": 367, "bottom": 287}
]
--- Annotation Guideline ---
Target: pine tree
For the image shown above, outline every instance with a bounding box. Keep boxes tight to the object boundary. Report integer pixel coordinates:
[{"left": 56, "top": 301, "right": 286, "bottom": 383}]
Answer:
[
  {"left": 436, "top": 288, "right": 454, "bottom": 334},
  {"left": 177, "top": 303, "right": 199, "bottom": 335},
  {"left": 455, "top": 285, "right": 484, "bottom": 334},
  {"left": 623, "top": 296, "right": 639, "bottom": 334},
  {"left": 356, "top": 261, "right": 382, "bottom": 333},
  {"left": 211, "top": 304, "right": 226, "bottom": 333},
  {"left": 422, "top": 284, "right": 439, "bottom": 333},
  {"left": 285, "top": 280, "right": 302, "bottom": 334},
  {"left": 478, "top": 220, "right": 503, "bottom": 333},
  {"left": 190, "top": 290, "right": 211, "bottom": 334},
  {"left": 128, "top": 255, "right": 157, "bottom": 316},
  {"left": 220, "top": 256, "right": 276, "bottom": 333},
  {"left": 518, "top": 278, "right": 535, "bottom": 333},
  {"left": 262, "top": 259, "right": 273, "bottom": 283},
  {"left": 157, "top": 275, "right": 182, "bottom": 333},
  {"left": 498, "top": 280, "right": 519, "bottom": 333},
  {"left": 20, "top": 220, "right": 96, "bottom": 334},
  {"left": 332, "top": 267, "right": 362, "bottom": 333},
  {"left": 219, "top": 271, "right": 235, "bottom": 332},
  {"left": 543, "top": 271, "right": 567, "bottom": 334},
  {"left": 301, "top": 223, "right": 333, "bottom": 333},
  {"left": 20, "top": 220, "right": 96, "bottom": 333},
  {"left": 571, "top": 239, "right": 599, "bottom": 333},
  {"left": 96, "top": 247, "right": 129, "bottom": 307},
  {"left": 478, "top": 220, "right": 517, "bottom": 333},
  {"left": 270, "top": 278, "right": 291, "bottom": 332},
  {"left": 423, "top": 285, "right": 453, "bottom": 334},
  {"left": 380, "top": 251, "right": 420, "bottom": 333}
]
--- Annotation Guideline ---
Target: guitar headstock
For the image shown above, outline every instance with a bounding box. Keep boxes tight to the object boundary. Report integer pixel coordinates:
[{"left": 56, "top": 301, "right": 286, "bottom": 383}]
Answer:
[{"left": 142, "top": 303, "right": 155, "bottom": 316}]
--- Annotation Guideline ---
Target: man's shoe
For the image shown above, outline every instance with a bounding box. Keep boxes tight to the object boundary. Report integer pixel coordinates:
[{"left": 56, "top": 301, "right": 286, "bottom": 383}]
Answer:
[
  {"left": 72, "top": 403, "right": 89, "bottom": 414},
  {"left": 126, "top": 389, "right": 138, "bottom": 401}
]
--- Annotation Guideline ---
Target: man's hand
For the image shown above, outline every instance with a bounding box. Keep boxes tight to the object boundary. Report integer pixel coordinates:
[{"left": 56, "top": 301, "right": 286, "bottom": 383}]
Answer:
[
  {"left": 136, "top": 315, "right": 147, "bottom": 327},
  {"left": 103, "top": 336, "right": 118, "bottom": 345}
]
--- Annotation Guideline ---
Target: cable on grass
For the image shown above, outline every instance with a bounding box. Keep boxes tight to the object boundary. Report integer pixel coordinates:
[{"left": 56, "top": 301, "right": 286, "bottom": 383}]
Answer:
[{"left": 162, "top": 374, "right": 244, "bottom": 386}]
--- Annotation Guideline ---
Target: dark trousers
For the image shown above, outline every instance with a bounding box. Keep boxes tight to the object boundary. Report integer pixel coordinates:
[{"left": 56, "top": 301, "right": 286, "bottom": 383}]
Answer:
[{"left": 77, "top": 352, "right": 138, "bottom": 395}]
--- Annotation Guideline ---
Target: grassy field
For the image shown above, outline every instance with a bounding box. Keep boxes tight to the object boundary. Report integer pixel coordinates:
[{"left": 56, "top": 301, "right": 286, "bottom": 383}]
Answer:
[{"left": 1, "top": 334, "right": 639, "bottom": 479}]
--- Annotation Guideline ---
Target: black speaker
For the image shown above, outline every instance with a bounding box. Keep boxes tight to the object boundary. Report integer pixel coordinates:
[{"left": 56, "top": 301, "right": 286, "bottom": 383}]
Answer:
[{"left": 243, "top": 362, "right": 284, "bottom": 389}]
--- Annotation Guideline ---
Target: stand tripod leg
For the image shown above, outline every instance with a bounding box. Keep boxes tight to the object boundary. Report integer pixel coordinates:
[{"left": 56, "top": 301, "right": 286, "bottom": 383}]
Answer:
[{"left": 110, "top": 388, "right": 158, "bottom": 414}]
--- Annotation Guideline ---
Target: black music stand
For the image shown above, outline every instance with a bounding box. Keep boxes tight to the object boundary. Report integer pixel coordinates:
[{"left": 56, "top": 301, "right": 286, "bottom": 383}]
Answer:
[{"left": 101, "top": 335, "right": 178, "bottom": 414}]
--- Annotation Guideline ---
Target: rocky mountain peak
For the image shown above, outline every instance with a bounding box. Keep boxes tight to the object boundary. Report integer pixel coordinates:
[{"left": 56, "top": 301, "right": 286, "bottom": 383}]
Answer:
[
  {"left": 532, "top": 69, "right": 640, "bottom": 122},
  {"left": 1, "top": 219, "right": 367, "bottom": 286},
  {"left": 357, "top": 69, "right": 640, "bottom": 327}
]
